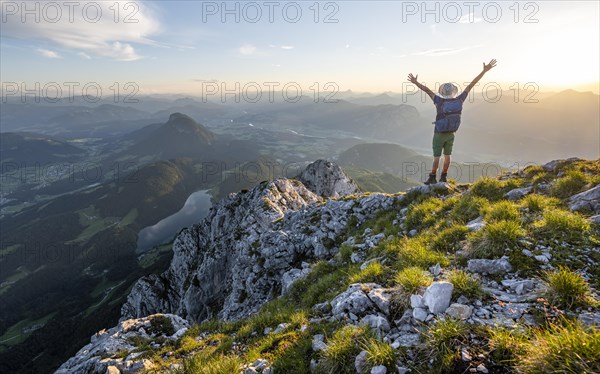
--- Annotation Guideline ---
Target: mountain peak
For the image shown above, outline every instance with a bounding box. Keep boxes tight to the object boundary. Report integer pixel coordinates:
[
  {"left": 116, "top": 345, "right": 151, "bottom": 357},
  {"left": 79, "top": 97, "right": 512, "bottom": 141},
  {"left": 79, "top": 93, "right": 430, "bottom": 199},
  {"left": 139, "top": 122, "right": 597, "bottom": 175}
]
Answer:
[{"left": 167, "top": 112, "right": 195, "bottom": 123}]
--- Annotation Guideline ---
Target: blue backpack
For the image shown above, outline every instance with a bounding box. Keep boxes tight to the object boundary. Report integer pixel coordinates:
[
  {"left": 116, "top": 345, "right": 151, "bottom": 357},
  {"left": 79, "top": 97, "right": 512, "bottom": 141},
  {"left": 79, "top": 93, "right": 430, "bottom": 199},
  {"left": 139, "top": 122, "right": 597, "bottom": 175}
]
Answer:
[{"left": 434, "top": 98, "right": 463, "bottom": 133}]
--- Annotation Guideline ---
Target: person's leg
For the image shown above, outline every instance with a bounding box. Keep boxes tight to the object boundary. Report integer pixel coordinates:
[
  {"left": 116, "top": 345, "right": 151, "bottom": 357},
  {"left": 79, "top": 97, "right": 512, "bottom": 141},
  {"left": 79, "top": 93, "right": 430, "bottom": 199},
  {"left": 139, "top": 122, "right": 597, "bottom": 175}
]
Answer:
[
  {"left": 431, "top": 156, "right": 441, "bottom": 174},
  {"left": 442, "top": 155, "right": 451, "bottom": 173},
  {"left": 440, "top": 133, "right": 455, "bottom": 182},
  {"left": 427, "top": 133, "right": 443, "bottom": 184}
]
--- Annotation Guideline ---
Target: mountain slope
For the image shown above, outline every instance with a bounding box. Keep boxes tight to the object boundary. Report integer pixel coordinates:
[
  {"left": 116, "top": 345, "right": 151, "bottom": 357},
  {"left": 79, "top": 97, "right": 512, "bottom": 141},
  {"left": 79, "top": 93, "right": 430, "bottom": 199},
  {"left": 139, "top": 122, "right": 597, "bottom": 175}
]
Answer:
[
  {"left": 0, "top": 132, "right": 85, "bottom": 165},
  {"left": 125, "top": 113, "right": 216, "bottom": 159},
  {"left": 58, "top": 158, "right": 600, "bottom": 374}
]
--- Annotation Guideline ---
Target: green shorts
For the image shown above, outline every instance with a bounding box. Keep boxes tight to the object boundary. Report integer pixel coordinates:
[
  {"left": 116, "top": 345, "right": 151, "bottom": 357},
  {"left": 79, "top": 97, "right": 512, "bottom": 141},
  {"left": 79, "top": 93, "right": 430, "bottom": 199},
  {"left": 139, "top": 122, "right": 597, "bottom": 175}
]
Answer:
[{"left": 432, "top": 132, "right": 455, "bottom": 157}]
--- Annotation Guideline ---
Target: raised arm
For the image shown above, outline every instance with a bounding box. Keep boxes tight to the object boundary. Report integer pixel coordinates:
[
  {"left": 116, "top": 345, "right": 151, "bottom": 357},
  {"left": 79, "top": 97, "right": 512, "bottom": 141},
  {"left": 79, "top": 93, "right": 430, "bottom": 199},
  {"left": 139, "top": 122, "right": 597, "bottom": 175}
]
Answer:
[
  {"left": 464, "top": 59, "right": 497, "bottom": 94},
  {"left": 407, "top": 73, "right": 435, "bottom": 100}
]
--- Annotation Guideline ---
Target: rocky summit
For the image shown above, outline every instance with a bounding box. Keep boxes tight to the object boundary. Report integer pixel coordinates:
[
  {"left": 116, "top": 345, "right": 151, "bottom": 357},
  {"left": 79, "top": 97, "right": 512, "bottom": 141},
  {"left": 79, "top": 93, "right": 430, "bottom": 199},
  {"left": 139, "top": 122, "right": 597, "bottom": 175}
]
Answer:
[{"left": 58, "top": 158, "right": 600, "bottom": 374}]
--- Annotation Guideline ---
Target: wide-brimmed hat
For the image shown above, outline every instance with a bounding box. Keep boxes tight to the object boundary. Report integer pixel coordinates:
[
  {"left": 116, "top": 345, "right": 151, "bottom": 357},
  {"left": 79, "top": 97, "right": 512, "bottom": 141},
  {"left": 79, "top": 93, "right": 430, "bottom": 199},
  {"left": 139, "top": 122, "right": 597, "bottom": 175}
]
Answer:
[{"left": 438, "top": 83, "right": 459, "bottom": 98}]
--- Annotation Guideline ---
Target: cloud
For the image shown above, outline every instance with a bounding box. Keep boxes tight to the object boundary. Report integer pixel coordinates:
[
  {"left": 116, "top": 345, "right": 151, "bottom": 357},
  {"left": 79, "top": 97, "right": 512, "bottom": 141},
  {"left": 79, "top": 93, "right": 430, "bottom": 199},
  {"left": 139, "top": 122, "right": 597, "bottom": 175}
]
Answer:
[
  {"left": 37, "top": 48, "right": 61, "bottom": 58},
  {"left": 412, "top": 46, "right": 478, "bottom": 56},
  {"left": 78, "top": 52, "right": 91, "bottom": 60},
  {"left": 269, "top": 44, "right": 294, "bottom": 50},
  {"left": 1, "top": 1, "right": 160, "bottom": 61},
  {"left": 459, "top": 13, "right": 483, "bottom": 23},
  {"left": 239, "top": 44, "right": 257, "bottom": 55},
  {"left": 345, "top": 44, "right": 350, "bottom": 48}
]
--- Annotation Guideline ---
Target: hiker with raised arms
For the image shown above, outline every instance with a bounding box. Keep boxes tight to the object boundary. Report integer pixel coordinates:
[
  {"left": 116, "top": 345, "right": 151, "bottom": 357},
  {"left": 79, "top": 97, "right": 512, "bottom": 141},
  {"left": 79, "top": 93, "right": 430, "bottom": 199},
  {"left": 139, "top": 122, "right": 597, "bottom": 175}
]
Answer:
[{"left": 408, "top": 59, "right": 497, "bottom": 185}]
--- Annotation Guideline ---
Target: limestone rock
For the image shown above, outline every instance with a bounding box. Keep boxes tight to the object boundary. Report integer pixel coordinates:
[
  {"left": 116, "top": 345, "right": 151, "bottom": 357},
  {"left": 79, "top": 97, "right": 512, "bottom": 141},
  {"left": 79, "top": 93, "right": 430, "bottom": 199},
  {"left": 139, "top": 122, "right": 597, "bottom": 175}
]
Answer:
[
  {"left": 422, "top": 282, "right": 454, "bottom": 314},
  {"left": 445, "top": 303, "right": 473, "bottom": 320},
  {"left": 468, "top": 257, "right": 512, "bottom": 274},
  {"left": 55, "top": 314, "right": 188, "bottom": 374},
  {"left": 298, "top": 159, "right": 359, "bottom": 198},
  {"left": 568, "top": 184, "right": 600, "bottom": 213},
  {"left": 355, "top": 350, "right": 368, "bottom": 374}
]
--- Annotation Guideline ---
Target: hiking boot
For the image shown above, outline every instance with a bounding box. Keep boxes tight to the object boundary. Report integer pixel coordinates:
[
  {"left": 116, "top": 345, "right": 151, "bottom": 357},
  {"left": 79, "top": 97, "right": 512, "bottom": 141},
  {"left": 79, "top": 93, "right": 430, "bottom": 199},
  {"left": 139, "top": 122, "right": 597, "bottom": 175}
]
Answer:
[
  {"left": 424, "top": 173, "right": 437, "bottom": 185},
  {"left": 440, "top": 173, "right": 448, "bottom": 183}
]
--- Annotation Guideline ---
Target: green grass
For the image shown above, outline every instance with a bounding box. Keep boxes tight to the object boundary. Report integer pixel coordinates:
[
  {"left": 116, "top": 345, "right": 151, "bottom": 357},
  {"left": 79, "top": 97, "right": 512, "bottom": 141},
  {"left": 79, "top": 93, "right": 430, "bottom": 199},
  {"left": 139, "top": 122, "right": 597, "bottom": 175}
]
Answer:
[
  {"left": 394, "top": 266, "right": 433, "bottom": 294},
  {"left": 383, "top": 237, "right": 449, "bottom": 269},
  {"left": 534, "top": 209, "right": 591, "bottom": 244},
  {"left": 405, "top": 197, "right": 445, "bottom": 231},
  {"left": 468, "top": 220, "right": 524, "bottom": 258},
  {"left": 520, "top": 194, "right": 561, "bottom": 213},
  {"left": 429, "top": 225, "right": 469, "bottom": 253},
  {"left": 485, "top": 201, "right": 520, "bottom": 222},
  {"left": 363, "top": 209, "right": 398, "bottom": 237},
  {"left": 287, "top": 261, "right": 358, "bottom": 309},
  {"left": 487, "top": 326, "right": 529, "bottom": 364},
  {"left": 317, "top": 325, "right": 369, "bottom": 374},
  {"left": 446, "top": 269, "right": 483, "bottom": 300},
  {"left": 271, "top": 333, "right": 313, "bottom": 374},
  {"left": 515, "top": 319, "right": 600, "bottom": 374},
  {"left": 423, "top": 318, "right": 470, "bottom": 369},
  {"left": 348, "top": 261, "right": 386, "bottom": 284},
  {"left": 544, "top": 266, "right": 593, "bottom": 309},
  {"left": 180, "top": 352, "right": 242, "bottom": 374},
  {"left": 362, "top": 337, "right": 398, "bottom": 371},
  {"left": 236, "top": 300, "right": 307, "bottom": 341},
  {"left": 449, "top": 195, "right": 489, "bottom": 223},
  {"left": 550, "top": 170, "right": 589, "bottom": 198},
  {"left": 470, "top": 177, "right": 522, "bottom": 201}
]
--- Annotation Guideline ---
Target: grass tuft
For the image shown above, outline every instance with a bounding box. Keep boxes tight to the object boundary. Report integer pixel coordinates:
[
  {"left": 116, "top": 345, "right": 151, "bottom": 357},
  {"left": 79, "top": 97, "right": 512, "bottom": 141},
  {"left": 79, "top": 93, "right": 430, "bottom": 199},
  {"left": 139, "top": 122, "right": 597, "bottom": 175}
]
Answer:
[
  {"left": 534, "top": 209, "right": 590, "bottom": 244},
  {"left": 423, "top": 318, "right": 470, "bottom": 369},
  {"left": 485, "top": 201, "right": 520, "bottom": 222},
  {"left": 550, "top": 170, "right": 588, "bottom": 198},
  {"left": 449, "top": 195, "right": 489, "bottom": 223},
  {"left": 487, "top": 326, "right": 528, "bottom": 364},
  {"left": 429, "top": 225, "right": 469, "bottom": 253},
  {"left": 544, "top": 266, "right": 592, "bottom": 309},
  {"left": 515, "top": 319, "right": 600, "bottom": 374},
  {"left": 405, "top": 197, "right": 444, "bottom": 231},
  {"left": 180, "top": 352, "right": 242, "bottom": 374},
  {"left": 394, "top": 266, "right": 433, "bottom": 294},
  {"left": 468, "top": 220, "right": 524, "bottom": 258},
  {"left": 362, "top": 337, "right": 397, "bottom": 371},
  {"left": 318, "top": 325, "right": 369, "bottom": 374},
  {"left": 446, "top": 269, "right": 483, "bottom": 300},
  {"left": 349, "top": 261, "right": 386, "bottom": 284},
  {"left": 470, "top": 177, "right": 522, "bottom": 201},
  {"left": 384, "top": 237, "right": 449, "bottom": 269},
  {"left": 521, "top": 194, "right": 561, "bottom": 213}
]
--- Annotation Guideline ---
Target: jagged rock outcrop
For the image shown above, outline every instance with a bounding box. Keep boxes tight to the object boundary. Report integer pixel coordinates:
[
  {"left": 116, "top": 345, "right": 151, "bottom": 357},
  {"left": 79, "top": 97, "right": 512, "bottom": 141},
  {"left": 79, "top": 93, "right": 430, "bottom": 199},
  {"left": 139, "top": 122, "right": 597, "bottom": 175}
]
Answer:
[
  {"left": 298, "top": 159, "right": 360, "bottom": 198},
  {"left": 121, "top": 160, "right": 386, "bottom": 323},
  {"left": 56, "top": 314, "right": 188, "bottom": 374}
]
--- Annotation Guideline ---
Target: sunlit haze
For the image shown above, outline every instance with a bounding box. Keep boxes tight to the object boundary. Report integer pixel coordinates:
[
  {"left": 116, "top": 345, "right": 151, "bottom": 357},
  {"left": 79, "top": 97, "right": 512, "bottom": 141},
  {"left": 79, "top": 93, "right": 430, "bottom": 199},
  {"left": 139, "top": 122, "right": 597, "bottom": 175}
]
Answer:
[{"left": 1, "top": 1, "right": 598, "bottom": 95}]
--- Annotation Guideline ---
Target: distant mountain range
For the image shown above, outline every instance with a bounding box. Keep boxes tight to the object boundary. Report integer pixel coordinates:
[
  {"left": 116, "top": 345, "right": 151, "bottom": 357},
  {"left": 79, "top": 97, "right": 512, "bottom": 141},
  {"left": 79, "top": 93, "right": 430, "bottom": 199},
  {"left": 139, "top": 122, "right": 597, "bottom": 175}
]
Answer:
[{"left": 0, "top": 132, "right": 84, "bottom": 165}]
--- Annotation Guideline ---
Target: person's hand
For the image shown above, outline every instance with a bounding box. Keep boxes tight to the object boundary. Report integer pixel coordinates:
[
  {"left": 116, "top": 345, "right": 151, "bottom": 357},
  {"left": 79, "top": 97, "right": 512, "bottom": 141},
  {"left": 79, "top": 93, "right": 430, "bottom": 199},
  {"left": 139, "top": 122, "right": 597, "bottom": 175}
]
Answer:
[
  {"left": 407, "top": 73, "right": 419, "bottom": 84},
  {"left": 483, "top": 59, "right": 497, "bottom": 72}
]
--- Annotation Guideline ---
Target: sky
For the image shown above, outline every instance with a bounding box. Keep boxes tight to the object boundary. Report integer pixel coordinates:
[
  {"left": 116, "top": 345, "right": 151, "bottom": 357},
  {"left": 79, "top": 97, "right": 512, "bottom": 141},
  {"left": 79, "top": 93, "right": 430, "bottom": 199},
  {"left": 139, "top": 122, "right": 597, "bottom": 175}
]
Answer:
[{"left": 1, "top": 0, "right": 599, "bottom": 97}]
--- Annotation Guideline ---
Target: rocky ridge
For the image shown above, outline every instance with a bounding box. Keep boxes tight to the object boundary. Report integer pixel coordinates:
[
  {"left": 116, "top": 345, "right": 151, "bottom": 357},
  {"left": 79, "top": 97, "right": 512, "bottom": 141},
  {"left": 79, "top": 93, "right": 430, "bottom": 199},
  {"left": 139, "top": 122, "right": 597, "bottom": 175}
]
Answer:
[{"left": 58, "top": 158, "right": 600, "bottom": 374}]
